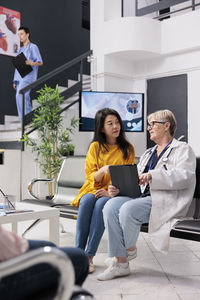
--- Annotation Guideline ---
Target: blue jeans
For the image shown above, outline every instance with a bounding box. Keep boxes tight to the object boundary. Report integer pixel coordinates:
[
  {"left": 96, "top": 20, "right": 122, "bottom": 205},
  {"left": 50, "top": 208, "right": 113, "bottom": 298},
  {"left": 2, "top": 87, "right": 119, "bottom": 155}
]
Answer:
[
  {"left": 76, "top": 193, "right": 111, "bottom": 256},
  {"left": 103, "top": 196, "right": 152, "bottom": 257},
  {"left": 0, "top": 240, "right": 89, "bottom": 300}
]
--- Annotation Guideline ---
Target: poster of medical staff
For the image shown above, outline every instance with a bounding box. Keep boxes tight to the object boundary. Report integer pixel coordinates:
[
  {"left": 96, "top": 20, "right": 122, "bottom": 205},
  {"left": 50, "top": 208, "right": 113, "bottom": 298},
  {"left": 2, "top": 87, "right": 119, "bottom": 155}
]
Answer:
[{"left": 0, "top": 6, "right": 20, "bottom": 57}]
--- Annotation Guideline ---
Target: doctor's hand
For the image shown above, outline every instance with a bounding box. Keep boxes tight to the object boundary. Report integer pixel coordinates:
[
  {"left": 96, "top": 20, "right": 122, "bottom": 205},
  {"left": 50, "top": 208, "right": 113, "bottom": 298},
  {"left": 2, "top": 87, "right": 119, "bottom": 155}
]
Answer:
[
  {"left": 139, "top": 172, "right": 152, "bottom": 186},
  {"left": 95, "top": 189, "right": 109, "bottom": 199},
  {"left": 25, "top": 59, "right": 34, "bottom": 66},
  {"left": 108, "top": 185, "right": 120, "bottom": 197},
  {"left": 13, "top": 83, "right": 16, "bottom": 90}
]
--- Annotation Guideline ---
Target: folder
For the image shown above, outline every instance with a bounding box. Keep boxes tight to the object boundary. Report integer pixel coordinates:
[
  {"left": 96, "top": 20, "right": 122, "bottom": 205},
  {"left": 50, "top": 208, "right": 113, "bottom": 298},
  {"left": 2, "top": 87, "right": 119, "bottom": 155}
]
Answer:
[
  {"left": 12, "top": 52, "right": 33, "bottom": 78},
  {"left": 109, "top": 164, "right": 141, "bottom": 198}
]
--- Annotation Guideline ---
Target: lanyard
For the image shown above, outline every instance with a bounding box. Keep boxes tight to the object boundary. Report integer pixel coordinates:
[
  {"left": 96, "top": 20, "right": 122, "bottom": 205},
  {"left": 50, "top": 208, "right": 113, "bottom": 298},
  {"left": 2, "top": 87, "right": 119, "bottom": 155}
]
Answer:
[{"left": 148, "top": 140, "right": 172, "bottom": 171}]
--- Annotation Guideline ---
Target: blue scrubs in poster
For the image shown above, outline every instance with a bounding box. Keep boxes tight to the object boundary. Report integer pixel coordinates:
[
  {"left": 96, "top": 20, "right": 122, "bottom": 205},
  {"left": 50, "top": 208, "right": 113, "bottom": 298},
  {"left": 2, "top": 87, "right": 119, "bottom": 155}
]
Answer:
[{"left": 13, "top": 42, "right": 43, "bottom": 121}]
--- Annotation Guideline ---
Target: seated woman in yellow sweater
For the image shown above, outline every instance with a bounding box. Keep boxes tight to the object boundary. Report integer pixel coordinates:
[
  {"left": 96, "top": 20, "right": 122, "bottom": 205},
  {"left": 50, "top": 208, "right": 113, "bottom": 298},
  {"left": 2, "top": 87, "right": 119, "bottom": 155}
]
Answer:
[{"left": 71, "top": 108, "right": 135, "bottom": 273}]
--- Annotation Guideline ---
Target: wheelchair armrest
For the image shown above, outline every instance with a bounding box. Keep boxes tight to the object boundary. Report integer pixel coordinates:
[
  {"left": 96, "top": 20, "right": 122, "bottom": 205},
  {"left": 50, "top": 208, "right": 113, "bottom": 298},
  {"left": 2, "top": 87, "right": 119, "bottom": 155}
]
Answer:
[
  {"left": 0, "top": 247, "right": 74, "bottom": 300},
  {"left": 71, "top": 285, "right": 94, "bottom": 299},
  {"left": 28, "top": 178, "right": 54, "bottom": 200}
]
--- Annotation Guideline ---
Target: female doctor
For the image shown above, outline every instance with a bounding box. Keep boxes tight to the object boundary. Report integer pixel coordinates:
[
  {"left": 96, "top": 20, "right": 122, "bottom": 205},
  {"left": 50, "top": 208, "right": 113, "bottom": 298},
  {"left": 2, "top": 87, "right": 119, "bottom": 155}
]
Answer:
[{"left": 98, "top": 109, "right": 196, "bottom": 281}]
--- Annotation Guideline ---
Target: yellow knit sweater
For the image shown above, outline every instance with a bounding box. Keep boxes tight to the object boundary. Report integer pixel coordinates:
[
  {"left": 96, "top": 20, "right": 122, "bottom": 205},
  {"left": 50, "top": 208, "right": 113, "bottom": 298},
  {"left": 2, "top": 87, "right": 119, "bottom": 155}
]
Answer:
[{"left": 71, "top": 141, "right": 135, "bottom": 207}]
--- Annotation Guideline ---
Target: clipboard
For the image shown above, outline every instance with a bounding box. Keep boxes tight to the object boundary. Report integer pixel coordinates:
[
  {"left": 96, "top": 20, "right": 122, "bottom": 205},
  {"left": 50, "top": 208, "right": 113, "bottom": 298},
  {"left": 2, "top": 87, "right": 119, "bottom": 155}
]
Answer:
[
  {"left": 12, "top": 52, "right": 33, "bottom": 78},
  {"left": 109, "top": 164, "right": 141, "bottom": 198}
]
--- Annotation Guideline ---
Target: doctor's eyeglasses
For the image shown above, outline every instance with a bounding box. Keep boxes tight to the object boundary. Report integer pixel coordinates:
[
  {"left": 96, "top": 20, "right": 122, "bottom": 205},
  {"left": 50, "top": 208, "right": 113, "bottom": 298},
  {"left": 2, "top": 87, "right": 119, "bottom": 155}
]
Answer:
[{"left": 147, "top": 121, "right": 166, "bottom": 129}]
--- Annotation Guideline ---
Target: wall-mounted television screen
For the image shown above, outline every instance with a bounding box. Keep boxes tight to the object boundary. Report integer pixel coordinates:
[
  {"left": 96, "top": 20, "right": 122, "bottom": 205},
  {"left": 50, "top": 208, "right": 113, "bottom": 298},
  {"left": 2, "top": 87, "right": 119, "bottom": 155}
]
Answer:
[{"left": 79, "top": 91, "right": 144, "bottom": 132}]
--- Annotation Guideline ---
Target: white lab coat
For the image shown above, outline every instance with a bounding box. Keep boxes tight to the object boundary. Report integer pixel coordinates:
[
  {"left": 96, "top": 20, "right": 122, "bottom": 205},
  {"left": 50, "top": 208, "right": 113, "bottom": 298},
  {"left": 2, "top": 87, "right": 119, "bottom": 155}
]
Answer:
[{"left": 138, "top": 139, "right": 196, "bottom": 253}]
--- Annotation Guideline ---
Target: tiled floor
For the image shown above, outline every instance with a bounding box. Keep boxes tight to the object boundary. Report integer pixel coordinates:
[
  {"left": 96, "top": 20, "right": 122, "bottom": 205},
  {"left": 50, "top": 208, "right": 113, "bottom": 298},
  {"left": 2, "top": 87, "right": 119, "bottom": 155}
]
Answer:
[{"left": 5, "top": 213, "right": 200, "bottom": 300}]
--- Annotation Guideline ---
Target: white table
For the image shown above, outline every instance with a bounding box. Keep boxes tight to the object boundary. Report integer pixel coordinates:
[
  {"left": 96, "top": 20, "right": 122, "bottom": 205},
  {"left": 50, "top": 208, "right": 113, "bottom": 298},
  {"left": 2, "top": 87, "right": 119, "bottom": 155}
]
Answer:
[{"left": 0, "top": 202, "right": 60, "bottom": 245}]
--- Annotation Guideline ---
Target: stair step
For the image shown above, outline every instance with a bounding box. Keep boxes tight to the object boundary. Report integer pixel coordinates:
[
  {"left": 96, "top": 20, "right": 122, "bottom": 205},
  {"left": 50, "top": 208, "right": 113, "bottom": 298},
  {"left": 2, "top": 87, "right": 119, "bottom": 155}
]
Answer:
[
  {"left": 79, "top": 74, "right": 91, "bottom": 81},
  {"left": 0, "top": 123, "right": 21, "bottom": 131},
  {"left": 4, "top": 115, "right": 19, "bottom": 123},
  {"left": 0, "top": 74, "right": 91, "bottom": 149},
  {"left": 0, "top": 140, "right": 23, "bottom": 150},
  {"left": 58, "top": 86, "right": 68, "bottom": 93},
  {"left": 32, "top": 102, "right": 40, "bottom": 109},
  {"left": 60, "top": 97, "right": 79, "bottom": 109},
  {"left": 68, "top": 78, "right": 91, "bottom": 88},
  {"left": 0, "top": 133, "right": 21, "bottom": 142},
  {"left": 67, "top": 79, "right": 78, "bottom": 89}
]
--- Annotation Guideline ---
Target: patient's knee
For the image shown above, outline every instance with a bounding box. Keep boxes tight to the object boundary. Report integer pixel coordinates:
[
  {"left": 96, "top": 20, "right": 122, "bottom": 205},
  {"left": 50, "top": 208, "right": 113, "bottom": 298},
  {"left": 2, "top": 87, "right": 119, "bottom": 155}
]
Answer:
[{"left": 103, "top": 198, "right": 116, "bottom": 219}]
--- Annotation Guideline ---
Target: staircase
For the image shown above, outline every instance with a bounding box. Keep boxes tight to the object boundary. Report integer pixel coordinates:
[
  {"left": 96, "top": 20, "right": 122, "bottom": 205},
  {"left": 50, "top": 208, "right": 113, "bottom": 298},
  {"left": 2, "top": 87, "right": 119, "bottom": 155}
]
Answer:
[
  {"left": 0, "top": 74, "right": 91, "bottom": 148},
  {"left": 0, "top": 50, "right": 92, "bottom": 202}
]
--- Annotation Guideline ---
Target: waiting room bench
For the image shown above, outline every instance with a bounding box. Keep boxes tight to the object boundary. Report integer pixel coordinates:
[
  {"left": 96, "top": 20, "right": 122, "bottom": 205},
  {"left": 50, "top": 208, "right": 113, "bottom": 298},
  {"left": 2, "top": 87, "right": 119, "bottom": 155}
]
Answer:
[
  {"left": 28, "top": 156, "right": 200, "bottom": 243},
  {"left": 140, "top": 157, "right": 200, "bottom": 242}
]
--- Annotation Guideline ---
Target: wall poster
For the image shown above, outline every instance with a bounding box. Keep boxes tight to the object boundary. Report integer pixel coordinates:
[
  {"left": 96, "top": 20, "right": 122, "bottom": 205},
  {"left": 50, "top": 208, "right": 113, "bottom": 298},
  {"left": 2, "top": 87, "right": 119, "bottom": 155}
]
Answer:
[{"left": 0, "top": 6, "right": 21, "bottom": 57}]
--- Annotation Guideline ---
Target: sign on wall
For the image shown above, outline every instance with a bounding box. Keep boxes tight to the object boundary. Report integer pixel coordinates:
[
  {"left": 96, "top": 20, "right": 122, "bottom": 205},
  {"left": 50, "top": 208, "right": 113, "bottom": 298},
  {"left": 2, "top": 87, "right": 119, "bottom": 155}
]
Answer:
[{"left": 0, "top": 6, "right": 20, "bottom": 57}]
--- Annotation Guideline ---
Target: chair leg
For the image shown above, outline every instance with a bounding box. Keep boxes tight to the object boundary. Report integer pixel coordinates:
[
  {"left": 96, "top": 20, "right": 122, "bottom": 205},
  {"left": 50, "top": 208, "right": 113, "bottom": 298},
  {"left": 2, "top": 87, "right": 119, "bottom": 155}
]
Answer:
[
  {"left": 22, "top": 219, "right": 66, "bottom": 237},
  {"left": 59, "top": 221, "right": 66, "bottom": 233},
  {"left": 22, "top": 219, "right": 41, "bottom": 237}
]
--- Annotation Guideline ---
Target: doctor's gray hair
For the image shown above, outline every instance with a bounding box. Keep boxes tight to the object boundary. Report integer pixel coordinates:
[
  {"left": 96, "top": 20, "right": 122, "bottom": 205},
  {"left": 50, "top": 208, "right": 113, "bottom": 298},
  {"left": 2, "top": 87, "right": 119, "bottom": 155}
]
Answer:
[{"left": 148, "top": 109, "right": 177, "bottom": 137}]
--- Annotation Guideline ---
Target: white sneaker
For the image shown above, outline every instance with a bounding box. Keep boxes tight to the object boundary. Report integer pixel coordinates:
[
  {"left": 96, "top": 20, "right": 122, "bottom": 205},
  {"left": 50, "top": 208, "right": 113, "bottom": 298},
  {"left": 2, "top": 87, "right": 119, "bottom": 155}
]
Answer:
[
  {"left": 104, "top": 248, "right": 137, "bottom": 267},
  {"left": 97, "top": 261, "right": 130, "bottom": 281}
]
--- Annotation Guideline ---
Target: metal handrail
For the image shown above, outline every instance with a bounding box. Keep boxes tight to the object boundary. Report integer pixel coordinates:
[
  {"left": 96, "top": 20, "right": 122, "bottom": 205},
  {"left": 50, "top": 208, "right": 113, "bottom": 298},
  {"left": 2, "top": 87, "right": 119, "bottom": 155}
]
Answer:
[
  {"left": 19, "top": 50, "right": 92, "bottom": 150},
  {"left": 25, "top": 84, "right": 81, "bottom": 135},
  {"left": 19, "top": 50, "right": 92, "bottom": 94},
  {"left": 133, "top": 0, "right": 198, "bottom": 17},
  {"left": 154, "top": 2, "right": 200, "bottom": 20}
]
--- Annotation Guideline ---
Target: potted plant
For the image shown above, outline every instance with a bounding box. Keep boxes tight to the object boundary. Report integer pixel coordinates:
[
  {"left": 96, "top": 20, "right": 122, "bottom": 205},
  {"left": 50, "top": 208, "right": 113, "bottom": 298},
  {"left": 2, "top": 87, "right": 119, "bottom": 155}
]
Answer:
[
  {"left": 59, "top": 143, "right": 75, "bottom": 157},
  {"left": 66, "top": 143, "right": 75, "bottom": 156},
  {"left": 23, "top": 85, "right": 79, "bottom": 199}
]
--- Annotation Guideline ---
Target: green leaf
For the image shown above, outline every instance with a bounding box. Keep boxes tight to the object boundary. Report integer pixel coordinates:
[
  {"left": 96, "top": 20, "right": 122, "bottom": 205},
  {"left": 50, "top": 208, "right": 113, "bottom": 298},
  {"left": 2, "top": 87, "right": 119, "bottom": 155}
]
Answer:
[{"left": 24, "top": 85, "right": 78, "bottom": 182}]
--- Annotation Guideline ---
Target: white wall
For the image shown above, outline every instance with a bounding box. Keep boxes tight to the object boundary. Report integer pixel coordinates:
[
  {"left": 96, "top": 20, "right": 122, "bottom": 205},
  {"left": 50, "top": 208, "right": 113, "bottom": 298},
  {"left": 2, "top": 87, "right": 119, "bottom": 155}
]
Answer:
[
  {"left": 0, "top": 148, "right": 39, "bottom": 202},
  {"left": 104, "top": 0, "right": 121, "bottom": 21},
  {"left": 130, "top": 50, "right": 200, "bottom": 156},
  {"left": 62, "top": 107, "right": 93, "bottom": 156},
  {"left": 93, "top": 17, "right": 161, "bottom": 57},
  {"left": 92, "top": 4, "right": 200, "bottom": 58},
  {"left": 0, "top": 150, "right": 21, "bottom": 201},
  {"left": 123, "top": 0, "right": 136, "bottom": 17},
  {"left": 162, "top": 10, "right": 200, "bottom": 54},
  {"left": 90, "top": 0, "right": 200, "bottom": 157},
  {"left": 188, "top": 70, "right": 200, "bottom": 156}
]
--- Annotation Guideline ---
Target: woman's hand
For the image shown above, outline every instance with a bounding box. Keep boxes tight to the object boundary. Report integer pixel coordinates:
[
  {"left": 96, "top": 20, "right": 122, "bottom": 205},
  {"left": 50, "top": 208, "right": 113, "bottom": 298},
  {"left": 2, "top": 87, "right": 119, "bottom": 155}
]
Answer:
[
  {"left": 108, "top": 185, "right": 119, "bottom": 197},
  {"left": 139, "top": 172, "right": 152, "bottom": 186},
  {"left": 94, "top": 165, "right": 110, "bottom": 183},
  {"left": 100, "top": 165, "right": 110, "bottom": 175},
  {"left": 95, "top": 189, "right": 109, "bottom": 198}
]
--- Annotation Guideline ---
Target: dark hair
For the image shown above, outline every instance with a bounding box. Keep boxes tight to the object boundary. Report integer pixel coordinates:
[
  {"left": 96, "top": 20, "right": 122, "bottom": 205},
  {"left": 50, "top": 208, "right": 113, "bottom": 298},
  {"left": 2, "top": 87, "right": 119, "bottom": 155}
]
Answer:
[
  {"left": 92, "top": 108, "right": 133, "bottom": 160},
  {"left": 18, "top": 26, "right": 30, "bottom": 38}
]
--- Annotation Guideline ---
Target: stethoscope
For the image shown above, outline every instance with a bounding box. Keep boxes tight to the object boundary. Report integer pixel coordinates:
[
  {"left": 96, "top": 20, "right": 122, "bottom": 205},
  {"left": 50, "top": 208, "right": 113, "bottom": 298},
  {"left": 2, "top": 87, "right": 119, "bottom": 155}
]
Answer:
[
  {"left": 162, "top": 147, "right": 173, "bottom": 162},
  {"left": 140, "top": 145, "right": 173, "bottom": 192},
  {"left": 161, "top": 148, "right": 173, "bottom": 170},
  {"left": 145, "top": 143, "right": 173, "bottom": 171}
]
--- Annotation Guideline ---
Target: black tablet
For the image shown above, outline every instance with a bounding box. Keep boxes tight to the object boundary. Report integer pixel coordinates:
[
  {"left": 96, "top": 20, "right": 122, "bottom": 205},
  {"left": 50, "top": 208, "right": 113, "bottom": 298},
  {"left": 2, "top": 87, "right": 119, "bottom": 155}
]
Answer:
[
  {"left": 109, "top": 164, "right": 141, "bottom": 198},
  {"left": 12, "top": 52, "right": 33, "bottom": 78}
]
